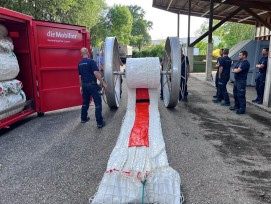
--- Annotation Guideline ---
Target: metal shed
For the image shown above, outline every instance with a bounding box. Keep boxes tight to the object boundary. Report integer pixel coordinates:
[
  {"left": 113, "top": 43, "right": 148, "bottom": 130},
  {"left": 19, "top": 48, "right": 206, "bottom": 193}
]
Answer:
[{"left": 152, "top": 0, "right": 271, "bottom": 107}]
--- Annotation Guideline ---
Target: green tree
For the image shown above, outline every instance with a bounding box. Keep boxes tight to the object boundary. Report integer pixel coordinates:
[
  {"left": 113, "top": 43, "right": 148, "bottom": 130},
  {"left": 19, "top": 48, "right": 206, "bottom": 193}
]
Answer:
[
  {"left": 90, "top": 15, "right": 108, "bottom": 47},
  {"left": 0, "top": 0, "right": 106, "bottom": 28},
  {"left": 128, "top": 5, "right": 153, "bottom": 51},
  {"left": 195, "top": 20, "right": 255, "bottom": 49},
  {"left": 133, "top": 42, "right": 164, "bottom": 58},
  {"left": 105, "top": 5, "right": 133, "bottom": 45}
]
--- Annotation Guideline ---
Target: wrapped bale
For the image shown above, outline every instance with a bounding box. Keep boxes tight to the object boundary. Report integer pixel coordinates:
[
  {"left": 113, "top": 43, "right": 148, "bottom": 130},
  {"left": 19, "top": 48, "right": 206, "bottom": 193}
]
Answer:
[
  {"left": 0, "top": 90, "right": 26, "bottom": 121},
  {"left": 0, "top": 82, "right": 8, "bottom": 97},
  {"left": 0, "top": 24, "right": 20, "bottom": 81},
  {"left": 0, "top": 24, "right": 8, "bottom": 38},
  {"left": 0, "top": 37, "right": 14, "bottom": 53},
  {"left": 0, "top": 37, "right": 20, "bottom": 81},
  {"left": 2, "top": 79, "right": 23, "bottom": 94}
]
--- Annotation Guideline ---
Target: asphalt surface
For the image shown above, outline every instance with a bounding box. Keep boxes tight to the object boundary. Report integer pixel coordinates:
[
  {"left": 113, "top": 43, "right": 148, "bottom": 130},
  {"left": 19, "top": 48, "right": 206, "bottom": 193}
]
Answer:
[{"left": 0, "top": 76, "right": 271, "bottom": 204}]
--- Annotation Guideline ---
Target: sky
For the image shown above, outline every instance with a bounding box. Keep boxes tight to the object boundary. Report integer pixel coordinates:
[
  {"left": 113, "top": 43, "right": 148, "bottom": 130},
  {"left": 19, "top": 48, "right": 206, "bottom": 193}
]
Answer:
[{"left": 106, "top": 0, "right": 206, "bottom": 40}]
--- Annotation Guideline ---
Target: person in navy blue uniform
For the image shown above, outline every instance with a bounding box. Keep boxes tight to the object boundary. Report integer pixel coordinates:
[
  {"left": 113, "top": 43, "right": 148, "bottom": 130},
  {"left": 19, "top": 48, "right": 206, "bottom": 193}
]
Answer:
[
  {"left": 213, "top": 49, "right": 224, "bottom": 99},
  {"left": 213, "top": 48, "right": 232, "bottom": 106},
  {"left": 229, "top": 51, "right": 250, "bottom": 114},
  {"left": 78, "top": 47, "right": 108, "bottom": 128},
  {"left": 252, "top": 48, "right": 269, "bottom": 104},
  {"left": 179, "top": 49, "right": 190, "bottom": 102}
]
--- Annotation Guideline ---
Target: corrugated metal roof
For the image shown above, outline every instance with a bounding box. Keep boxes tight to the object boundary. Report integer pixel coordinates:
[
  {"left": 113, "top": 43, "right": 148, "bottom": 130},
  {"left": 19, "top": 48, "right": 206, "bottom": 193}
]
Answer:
[{"left": 152, "top": 0, "right": 271, "bottom": 25}]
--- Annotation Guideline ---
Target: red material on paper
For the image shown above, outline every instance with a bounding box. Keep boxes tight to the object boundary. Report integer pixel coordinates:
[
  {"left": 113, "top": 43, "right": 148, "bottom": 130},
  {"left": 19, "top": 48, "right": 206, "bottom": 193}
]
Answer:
[
  {"left": 128, "top": 88, "right": 150, "bottom": 147},
  {"left": 136, "top": 88, "right": 149, "bottom": 100}
]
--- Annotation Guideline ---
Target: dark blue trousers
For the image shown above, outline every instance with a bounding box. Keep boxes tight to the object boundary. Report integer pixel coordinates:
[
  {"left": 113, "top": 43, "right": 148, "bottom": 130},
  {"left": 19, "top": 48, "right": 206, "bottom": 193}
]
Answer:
[
  {"left": 255, "top": 72, "right": 266, "bottom": 102},
  {"left": 81, "top": 83, "right": 103, "bottom": 125},
  {"left": 233, "top": 79, "right": 247, "bottom": 112},
  {"left": 217, "top": 75, "right": 230, "bottom": 103},
  {"left": 215, "top": 71, "right": 219, "bottom": 96}
]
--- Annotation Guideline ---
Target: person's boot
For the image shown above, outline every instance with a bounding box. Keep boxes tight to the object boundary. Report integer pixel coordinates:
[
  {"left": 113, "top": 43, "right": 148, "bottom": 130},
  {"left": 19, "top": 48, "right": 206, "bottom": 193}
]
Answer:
[
  {"left": 97, "top": 121, "right": 106, "bottom": 128},
  {"left": 212, "top": 99, "right": 221, "bottom": 103},
  {"left": 221, "top": 101, "right": 230, "bottom": 106},
  {"left": 236, "top": 109, "right": 245, "bottom": 114},
  {"left": 81, "top": 117, "right": 90, "bottom": 123},
  {"left": 229, "top": 106, "right": 238, "bottom": 111}
]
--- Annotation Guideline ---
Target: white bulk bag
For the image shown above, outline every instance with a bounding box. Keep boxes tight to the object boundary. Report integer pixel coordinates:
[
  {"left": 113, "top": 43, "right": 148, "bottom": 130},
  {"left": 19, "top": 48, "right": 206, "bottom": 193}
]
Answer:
[
  {"left": 0, "top": 90, "right": 26, "bottom": 121},
  {"left": 0, "top": 24, "right": 8, "bottom": 38},
  {"left": 1, "top": 79, "right": 23, "bottom": 94},
  {"left": 0, "top": 52, "right": 20, "bottom": 81},
  {"left": 0, "top": 37, "right": 14, "bottom": 53}
]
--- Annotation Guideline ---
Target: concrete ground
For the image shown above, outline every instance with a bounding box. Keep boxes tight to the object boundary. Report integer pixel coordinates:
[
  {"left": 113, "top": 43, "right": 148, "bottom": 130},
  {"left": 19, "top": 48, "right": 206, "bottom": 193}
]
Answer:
[
  {"left": 0, "top": 76, "right": 271, "bottom": 204},
  {"left": 193, "top": 71, "right": 271, "bottom": 113}
]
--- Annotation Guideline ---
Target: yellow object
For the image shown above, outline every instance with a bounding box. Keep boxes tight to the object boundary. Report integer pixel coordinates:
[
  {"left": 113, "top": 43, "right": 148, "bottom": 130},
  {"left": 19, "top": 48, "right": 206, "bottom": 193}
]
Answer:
[{"left": 213, "top": 49, "right": 221, "bottom": 58}]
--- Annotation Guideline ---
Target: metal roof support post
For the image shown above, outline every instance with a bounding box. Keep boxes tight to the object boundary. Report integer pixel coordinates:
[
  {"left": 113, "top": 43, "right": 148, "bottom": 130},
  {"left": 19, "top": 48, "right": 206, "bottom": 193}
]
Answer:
[
  {"left": 187, "top": 0, "right": 191, "bottom": 46},
  {"left": 263, "top": 40, "right": 271, "bottom": 107},
  {"left": 187, "top": 0, "right": 194, "bottom": 72},
  {"left": 206, "top": 0, "right": 214, "bottom": 81},
  {"left": 208, "top": 0, "right": 214, "bottom": 44},
  {"left": 177, "top": 11, "right": 180, "bottom": 38}
]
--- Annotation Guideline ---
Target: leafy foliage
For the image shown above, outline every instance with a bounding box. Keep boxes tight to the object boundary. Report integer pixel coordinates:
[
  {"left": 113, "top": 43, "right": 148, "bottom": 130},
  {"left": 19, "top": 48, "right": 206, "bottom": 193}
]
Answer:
[
  {"left": 128, "top": 5, "right": 153, "bottom": 51},
  {"left": 0, "top": 0, "right": 106, "bottom": 28},
  {"left": 106, "top": 5, "right": 133, "bottom": 45},
  {"left": 195, "top": 19, "right": 255, "bottom": 49},
  {"left": 133, "top": 42, "right": 164, "bottom": 58},
  {"left": 1, "top": 1, "right": 153, "bottom": 49}
]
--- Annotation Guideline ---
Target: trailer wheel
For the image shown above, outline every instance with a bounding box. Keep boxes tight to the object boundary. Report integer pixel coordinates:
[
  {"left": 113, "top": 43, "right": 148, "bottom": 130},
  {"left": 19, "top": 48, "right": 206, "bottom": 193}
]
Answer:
[{"left": 37, "top": 112, "right": 45, "bottom": 117}]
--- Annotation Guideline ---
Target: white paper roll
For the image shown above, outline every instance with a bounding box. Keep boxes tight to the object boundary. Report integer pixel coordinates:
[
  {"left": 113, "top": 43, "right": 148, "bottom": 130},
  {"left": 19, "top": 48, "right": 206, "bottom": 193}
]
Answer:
[{"left": 126, "top": 57, "right": 160, "bottom": 89}]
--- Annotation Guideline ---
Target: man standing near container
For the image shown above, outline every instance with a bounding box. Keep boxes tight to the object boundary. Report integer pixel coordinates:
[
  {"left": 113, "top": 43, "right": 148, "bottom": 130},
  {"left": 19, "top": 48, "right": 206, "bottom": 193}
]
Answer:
[
  {"left": 213, "top": 48, "right": 232, "bottom": 106},
  {"left": 78, "top": 47, "right": 108, "bottom": 128},
  {"left": 229, "top": 51, "right": 250, "bottom": 114},
  {"left": 252, "top": 48, "right": 269, "bottom": 104}
]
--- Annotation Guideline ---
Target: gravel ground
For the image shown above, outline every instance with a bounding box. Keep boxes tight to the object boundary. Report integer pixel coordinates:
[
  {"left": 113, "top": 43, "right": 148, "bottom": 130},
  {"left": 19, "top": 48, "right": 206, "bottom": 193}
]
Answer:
[{"left": 0, "top": 76, "right": 270, "bottom": 204}]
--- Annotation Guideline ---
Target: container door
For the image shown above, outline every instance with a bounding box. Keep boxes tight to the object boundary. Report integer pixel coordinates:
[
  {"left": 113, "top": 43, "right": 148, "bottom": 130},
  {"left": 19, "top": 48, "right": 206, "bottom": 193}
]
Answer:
[{"left": 32, "top": 21, "right": 90, "bottom": 112}]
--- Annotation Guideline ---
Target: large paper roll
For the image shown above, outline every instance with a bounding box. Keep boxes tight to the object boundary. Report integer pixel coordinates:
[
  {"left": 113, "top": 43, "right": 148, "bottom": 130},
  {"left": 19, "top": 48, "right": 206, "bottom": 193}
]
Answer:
[{"left": 126, "top": 57, "right": 160, "bottom": 89}]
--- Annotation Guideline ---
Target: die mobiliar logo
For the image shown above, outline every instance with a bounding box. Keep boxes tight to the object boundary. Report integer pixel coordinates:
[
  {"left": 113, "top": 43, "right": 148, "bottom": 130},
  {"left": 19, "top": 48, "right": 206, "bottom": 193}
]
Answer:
[{"left": 47, "top": 30, "right": 77, "bottom": 39}]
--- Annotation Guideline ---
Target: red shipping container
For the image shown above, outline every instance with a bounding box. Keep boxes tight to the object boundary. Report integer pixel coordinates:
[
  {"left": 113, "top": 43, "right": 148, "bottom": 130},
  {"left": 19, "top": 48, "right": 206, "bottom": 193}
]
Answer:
[{"left": 0, "top": 7, "right": 90, "bottom": 129}]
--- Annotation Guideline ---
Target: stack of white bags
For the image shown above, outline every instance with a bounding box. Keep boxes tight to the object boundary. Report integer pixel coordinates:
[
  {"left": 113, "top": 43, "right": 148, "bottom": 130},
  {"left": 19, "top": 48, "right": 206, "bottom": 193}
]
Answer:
[{"left": 0, "top": 24, "right": 26, "bottom": 121}]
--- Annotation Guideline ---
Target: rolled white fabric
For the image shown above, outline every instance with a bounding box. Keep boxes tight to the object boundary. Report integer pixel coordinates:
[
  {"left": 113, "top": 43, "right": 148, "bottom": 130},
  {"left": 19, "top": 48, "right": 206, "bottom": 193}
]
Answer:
[{"left": 126, "top": 57, "right": 160, "bottom": 89}]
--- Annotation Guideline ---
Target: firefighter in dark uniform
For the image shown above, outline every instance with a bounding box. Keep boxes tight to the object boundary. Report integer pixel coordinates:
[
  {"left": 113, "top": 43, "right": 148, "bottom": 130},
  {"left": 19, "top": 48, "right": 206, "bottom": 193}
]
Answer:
[
  {"left": 213, "top": 48, "right": 232, "bottom": 106},
  {"left": 78, "top": 47, "right": 108, "bottom": 128},
  {"left": 252, "top": 48, "right": 269, "bottom": 104},
  {"left": 213, "top": 49, "right": 224, "bottom": 99},
  {"left": 229, "top": 51, "right": 250, "bottom": 114}
]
